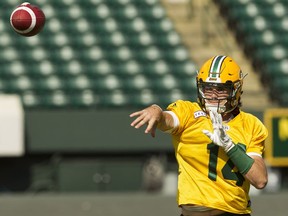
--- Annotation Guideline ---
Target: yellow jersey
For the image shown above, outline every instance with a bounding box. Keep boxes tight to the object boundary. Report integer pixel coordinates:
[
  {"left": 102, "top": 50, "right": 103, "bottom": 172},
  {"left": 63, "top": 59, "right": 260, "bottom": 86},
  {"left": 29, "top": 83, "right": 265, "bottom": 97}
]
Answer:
[{"left": 167, "top": 100, "right": 268, "bottom": 214}]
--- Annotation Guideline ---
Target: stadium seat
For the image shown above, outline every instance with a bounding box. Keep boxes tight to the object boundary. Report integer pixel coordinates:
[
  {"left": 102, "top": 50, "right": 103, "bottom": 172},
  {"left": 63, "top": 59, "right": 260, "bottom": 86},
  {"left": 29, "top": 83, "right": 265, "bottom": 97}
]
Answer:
[
  {"left": 262, "top": 58, "right": 288, "bottom": 80},
  {"left": 21, "top": 91, "right": 41, "bottom": 108}
]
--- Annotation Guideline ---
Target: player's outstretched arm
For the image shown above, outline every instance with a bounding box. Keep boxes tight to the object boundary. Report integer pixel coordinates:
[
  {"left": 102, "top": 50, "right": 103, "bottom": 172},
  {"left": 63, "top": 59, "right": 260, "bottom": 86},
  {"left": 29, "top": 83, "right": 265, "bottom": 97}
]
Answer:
[{"left": 130, "top": 104, "right": 174, "bottom": 137}]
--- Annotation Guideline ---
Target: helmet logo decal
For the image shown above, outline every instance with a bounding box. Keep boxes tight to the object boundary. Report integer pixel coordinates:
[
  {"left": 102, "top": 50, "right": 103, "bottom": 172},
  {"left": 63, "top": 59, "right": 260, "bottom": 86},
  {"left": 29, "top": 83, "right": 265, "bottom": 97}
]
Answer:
[{"left": 209, "top": 55, "right": 227, "bottom": 78}]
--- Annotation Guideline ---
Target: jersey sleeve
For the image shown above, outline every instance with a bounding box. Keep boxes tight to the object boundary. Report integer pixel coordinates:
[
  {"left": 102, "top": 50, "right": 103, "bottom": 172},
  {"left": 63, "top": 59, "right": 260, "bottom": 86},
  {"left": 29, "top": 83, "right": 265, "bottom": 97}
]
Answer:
[
  {"left": 166, "top": 100, "right": 196, "bottom": 135},
  {"left": 246, "top": 115, "right": 268, "bottom": 156}
]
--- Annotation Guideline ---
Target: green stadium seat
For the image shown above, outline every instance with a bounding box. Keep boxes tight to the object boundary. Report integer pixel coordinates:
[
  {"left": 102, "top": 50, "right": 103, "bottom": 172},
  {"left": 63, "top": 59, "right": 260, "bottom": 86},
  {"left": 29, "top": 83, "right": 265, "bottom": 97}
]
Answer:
[
  {"left": 99, "top": 90, "right": 129, "bottom": 107},
  {"left": 0, "top": 79, "right": 7, "bottom": 92},
  {"left": 67, "top": 90, "right": 96, "bottom": 107},
  {"left": 170, "top": 61, "right": 197, "bottom": 78},
  {"left": 41, "top": 90, "right": 69, "bottom": 108},
  {"left": 253, "top": 45, "right": 287, "bottom": 65},
  {"left": 121, "top": 74, "right": 150, "bottom": 91},
  {"left": 271, "top": 77, "right": 288, "bottom": 96},
  {"left": 122, "top": 29, "right": 183, "bottom": 49},
  {"left": 261, "top": 59, "right": 288, "bottom": 82},
  {"left": 113, "top": 60, "right": 142, "bottom": 77},
  {"left": 21, "top": 91, "right": 41, "bottom": 108},
  {"left": 275, "top": 92, "right": 288, "bottom": 106},
  {"left": 64, "top": 75, "right": 91, "bottom": 91},
  {"left": 138, "top": 5, "right": 167, "bottom": 21},
  {"left": 0, "top": 61, "right": 26, "bottom": 78},
  {"left": 118, "top": 4, "right": 139, "bottom": 20},
  {"left": 161, "top": 47, "right": 191, "bottom": 63},
  {"left": 7, "top": 76, "right": 33, "bottom": 93},
  {"left": 140, "top": 60, "right": 170, "bottom": 77},
  {"left": 127, "top": 90, "right": 157, "bottom": 107},
  {"left": 90, "top": 75, "right": 122, "bottom": 92},
  {"left": 33, "top": 76, "right": 63, "bottom": 92},
  {"left": 157, "top": 90, "right": 198, "bottom": 107},
  {"left": 150, "top": 75, "right": 180, "bottom": 92},
  {"left": 86, "top": 60, "right": 115, "bottom": 77}
]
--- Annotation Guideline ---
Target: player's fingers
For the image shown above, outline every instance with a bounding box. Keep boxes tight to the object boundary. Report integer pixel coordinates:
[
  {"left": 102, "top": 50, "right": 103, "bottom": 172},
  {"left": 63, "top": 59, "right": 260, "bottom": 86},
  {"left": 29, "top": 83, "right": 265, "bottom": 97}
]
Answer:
[
  {"left": 130, "top": 112, "right": 144, "bottom": 125},
  {"left": 209, "top": 110, "right": 216, "bottom": 126},
  {"left": 144, "top": 119, "right": 154, "bottom": 133},
  {"left": 129, "top": 110, "right": 142, "bottom": 118},
  {"left": 203, "top": 129, "right": 211, "bottom": 136},
  {"left": 150, "top": 124, "right": 158, "bottom": 138},
  {"left": 131, "top": 117, "right": 147, "bottom": 128},
  {"left": 130, "top": 110, "right": 146, "bottom": 126},
  {"left": 145, "top": 120, "right": 157, "bottom": 137},
  {"left": 212, "top": 111, "right": 222, "bottom": 127},
  {"left": 208, "top": 110, "right": 212, "bottom": 118},
  {"left": 203, "top": 130, "right": 213, "bottom": 141},
  {"left": 213, "top": 111, "right": 219, "bottom": 125},
  {"left": 130, "top": 107, "right": 160, "bottom": 132},
  {"left": 216, "top": 112, "right": 222, "bottom": 125}
]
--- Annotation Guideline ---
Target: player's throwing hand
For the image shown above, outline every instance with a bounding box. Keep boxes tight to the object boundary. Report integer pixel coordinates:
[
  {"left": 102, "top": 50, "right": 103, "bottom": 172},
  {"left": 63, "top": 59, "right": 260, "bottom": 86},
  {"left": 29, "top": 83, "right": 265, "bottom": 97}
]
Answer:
[{"left": 130, "top": 104, "right": 163, "bottom": 137}]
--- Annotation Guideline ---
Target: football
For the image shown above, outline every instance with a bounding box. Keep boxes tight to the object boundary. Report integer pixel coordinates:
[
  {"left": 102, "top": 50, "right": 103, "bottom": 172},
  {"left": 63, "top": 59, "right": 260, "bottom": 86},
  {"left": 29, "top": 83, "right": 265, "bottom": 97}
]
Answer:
[{"left": 10, "top": 2, "right": 45, "bottom": 37}]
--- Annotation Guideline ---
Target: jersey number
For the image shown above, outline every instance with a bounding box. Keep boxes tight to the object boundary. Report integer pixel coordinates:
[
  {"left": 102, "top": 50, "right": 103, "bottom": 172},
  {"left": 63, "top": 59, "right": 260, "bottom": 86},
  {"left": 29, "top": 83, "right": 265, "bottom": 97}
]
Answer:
[{"left": 207, "top": 143, "right": 245, "bottom": 186}]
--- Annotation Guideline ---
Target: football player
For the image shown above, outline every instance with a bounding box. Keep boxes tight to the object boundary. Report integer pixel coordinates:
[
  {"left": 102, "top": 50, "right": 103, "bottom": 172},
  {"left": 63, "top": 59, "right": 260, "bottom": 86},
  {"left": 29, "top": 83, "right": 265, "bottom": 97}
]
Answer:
[{"left": 130, "top": 55, "right": 268, "bottom": 216}]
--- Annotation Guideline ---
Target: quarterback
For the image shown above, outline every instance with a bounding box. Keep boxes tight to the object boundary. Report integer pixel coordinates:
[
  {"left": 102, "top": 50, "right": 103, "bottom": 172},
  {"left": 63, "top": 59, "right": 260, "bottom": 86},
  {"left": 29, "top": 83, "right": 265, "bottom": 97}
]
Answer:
[{"left": 130, "top": 55, "right": 268, "bottom": 216}]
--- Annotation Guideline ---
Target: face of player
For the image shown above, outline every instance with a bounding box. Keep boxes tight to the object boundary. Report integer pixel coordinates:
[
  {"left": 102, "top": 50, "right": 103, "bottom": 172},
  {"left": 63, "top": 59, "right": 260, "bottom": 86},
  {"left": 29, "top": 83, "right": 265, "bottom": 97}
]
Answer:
[{"left": 201, "top": 85, "right": 231, "bottom": 113}]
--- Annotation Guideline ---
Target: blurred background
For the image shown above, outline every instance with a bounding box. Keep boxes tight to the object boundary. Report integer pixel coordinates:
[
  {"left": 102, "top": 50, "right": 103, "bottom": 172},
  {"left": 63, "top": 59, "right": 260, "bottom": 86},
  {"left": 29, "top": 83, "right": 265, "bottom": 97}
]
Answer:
[{"left": 0, "top": 0, "right": 287, "bottom": 215}]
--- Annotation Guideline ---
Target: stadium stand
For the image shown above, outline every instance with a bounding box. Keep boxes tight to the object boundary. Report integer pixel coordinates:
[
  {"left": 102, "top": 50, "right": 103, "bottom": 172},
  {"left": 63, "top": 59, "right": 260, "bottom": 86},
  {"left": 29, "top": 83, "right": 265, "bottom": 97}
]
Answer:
[
  {"left": 0, "top": 0, "right": 197, "bottom": 110},
  {"left": 214, "top": 0, "right": 288, "bottom": 106}
]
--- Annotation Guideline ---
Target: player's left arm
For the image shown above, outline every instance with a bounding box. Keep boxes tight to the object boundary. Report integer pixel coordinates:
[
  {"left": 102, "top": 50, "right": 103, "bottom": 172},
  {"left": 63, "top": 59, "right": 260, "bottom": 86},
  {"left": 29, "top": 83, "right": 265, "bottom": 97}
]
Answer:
[
  {"left": 244, "top": 150, "right": 268, "bottom": 189},
  {"left": 203, "top": 111, "right": 268, "bottom": 189}
]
